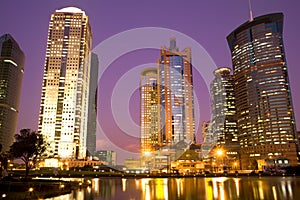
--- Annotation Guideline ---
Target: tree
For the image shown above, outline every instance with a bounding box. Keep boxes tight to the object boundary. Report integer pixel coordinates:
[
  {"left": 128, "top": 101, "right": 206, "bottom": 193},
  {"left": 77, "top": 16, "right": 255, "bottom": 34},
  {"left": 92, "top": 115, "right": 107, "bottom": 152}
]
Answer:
[
  {"left": 9, "top": 129, "right": 48, "bottom": 177},
  {"left": 0, "top": 144, "right": 9, "bottom": 177}
]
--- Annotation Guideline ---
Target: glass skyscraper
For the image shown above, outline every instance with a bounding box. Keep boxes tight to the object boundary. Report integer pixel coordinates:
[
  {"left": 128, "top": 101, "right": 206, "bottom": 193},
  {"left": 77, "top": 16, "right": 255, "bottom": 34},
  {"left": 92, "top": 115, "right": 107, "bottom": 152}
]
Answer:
[
  {"left": 140, "top": 39, "right": 195, "bottom": 170},
  {"left": 227, "top": 13, "right": 298, "bottom": 169},
  {"left": 38, "top": 7, "right": 92, "bottom": 159},
  {"left": 86, "top": 53, "right": 98, "bottom": 156},
  {"left": 140, "top": 68, "right": 159, "bottom": 155},
  {"left": 158, "top": 38, "right": 195, "bottom": 145},
  {"left": 210, "top": 67, "right": 240, "bottom": 169},
  {"left": 210, "top": 68, "right": 238, "bottom": 147},
  {"left": 0, "top": 34, "right": 25, "bottom": 152}
]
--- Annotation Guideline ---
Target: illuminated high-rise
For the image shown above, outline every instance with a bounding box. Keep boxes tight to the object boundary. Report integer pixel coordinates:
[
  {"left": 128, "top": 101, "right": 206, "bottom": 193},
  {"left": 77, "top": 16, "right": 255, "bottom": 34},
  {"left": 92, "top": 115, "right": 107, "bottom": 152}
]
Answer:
[
  {"left": 0, "top": 34, "right": 25, "bottom": 152},
  {"left": 38, "top": 7, "right": 92, "bottom": 159},
  {"left": 227, "top": 13, "right": 298, "bottom": 169},
  {"left": 210, "top": 67, "right": 239, "bottom": 168},
  {"left": 140, "top": 68, "right": 159, "bottom": 155},
  {"left": 158, "top": 38, "right": 195, "bottom": 145},
  {"left": 210, "top": 68, "right": 238, "bottom": 147}
]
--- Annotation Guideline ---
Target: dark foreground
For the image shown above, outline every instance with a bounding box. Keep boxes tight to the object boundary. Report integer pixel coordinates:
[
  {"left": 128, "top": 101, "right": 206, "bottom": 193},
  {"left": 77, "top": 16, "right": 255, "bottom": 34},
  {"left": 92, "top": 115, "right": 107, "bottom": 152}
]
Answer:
[
  {"left": 0, "top": 177, "right": 90, "bottom": 199},
  {"left": 1, "top": 168, "right": 300, "bottom": 199}
]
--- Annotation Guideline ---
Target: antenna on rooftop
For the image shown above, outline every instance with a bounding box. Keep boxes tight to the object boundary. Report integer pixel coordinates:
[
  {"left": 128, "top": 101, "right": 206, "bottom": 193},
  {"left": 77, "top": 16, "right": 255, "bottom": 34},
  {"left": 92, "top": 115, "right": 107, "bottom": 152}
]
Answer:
[{"left": 248, "top": 0, "right": 254, "bottom": 21}]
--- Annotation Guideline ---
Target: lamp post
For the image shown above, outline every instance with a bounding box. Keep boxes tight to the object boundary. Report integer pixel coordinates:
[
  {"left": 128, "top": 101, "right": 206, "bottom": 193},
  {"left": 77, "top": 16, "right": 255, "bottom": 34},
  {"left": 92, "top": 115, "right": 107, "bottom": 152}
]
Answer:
[{"left": 216, "top": 149, "right": 224, "bottom": 173}]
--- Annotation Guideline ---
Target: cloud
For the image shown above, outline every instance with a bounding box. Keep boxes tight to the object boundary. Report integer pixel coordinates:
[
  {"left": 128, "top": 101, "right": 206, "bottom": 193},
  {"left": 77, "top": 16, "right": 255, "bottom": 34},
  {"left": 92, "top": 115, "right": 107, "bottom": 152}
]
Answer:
[
  {"left": 123, "top": 143, "right": 140, "bottom": 153},
  {"left": 96, "top": 139, "right": 111, "bottom": 150}
]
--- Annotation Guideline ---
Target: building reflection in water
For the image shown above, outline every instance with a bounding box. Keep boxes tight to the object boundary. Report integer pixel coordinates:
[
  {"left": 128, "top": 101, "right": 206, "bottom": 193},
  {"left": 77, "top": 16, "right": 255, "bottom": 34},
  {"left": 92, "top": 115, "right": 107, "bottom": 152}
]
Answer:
[{"left": 45, "top": 177, "right": 300, "bottom": 200}]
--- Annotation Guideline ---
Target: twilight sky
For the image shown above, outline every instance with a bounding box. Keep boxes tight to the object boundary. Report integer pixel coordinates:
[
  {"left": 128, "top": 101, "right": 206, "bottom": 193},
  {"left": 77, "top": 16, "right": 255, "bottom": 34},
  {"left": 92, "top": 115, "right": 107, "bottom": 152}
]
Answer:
[{"left": 1, "top": 0, "right": 299, "bottom": 163}]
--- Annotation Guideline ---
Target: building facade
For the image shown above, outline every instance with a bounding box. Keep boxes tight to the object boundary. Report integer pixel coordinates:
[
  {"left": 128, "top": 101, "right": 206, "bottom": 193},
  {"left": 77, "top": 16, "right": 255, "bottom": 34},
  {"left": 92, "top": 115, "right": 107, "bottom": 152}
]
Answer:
[
  {"left": 86, "top": 53, "right": 98, "bottom": 156},
  {"left": 201, "top": 121, "right": 213, "bottom": 158},
  {"left": 0, "top": 34, "right": 25, "bottom": 152},
  {"left": 38, "top": 7, "right": 92, "bottom": 159},
  {"left": 210, "top": 68, "right": 238, "bottom": 147},
  {"left": 227, "top": 13, "right": 298, "bottom": 169},
  {"left": 210, "top": 67, "right": 240, "bottom": 169},
  {"left": 140, "top": 68, "right": 159, "bottom": 155},
  {"left": 201, "top": 121, "right": 211, "bottom": 144},
  {"left": 95, "top": 150, "right": 116, "bottom": 166},
  {"left": 158, "top": 38, "right": 195, "bottom": 145}
]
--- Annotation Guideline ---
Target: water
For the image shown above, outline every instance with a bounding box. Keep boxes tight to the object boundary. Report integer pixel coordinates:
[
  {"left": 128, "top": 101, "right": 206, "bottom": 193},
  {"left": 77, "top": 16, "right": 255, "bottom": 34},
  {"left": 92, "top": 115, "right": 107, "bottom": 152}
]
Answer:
[{"left": 46, "top": 176, "right": 300, "bottom": 200}]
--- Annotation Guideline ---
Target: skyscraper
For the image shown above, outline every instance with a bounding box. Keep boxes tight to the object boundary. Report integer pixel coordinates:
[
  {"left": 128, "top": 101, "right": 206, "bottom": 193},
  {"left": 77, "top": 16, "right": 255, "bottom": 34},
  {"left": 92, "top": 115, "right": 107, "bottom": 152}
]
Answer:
[
  {"left": 86, "top": 53, "right": 98, "bottom": 156},
  {"left": 210, "top": 68, "right": 238, "bottom": 147},
  {"left": 95, "top": 150, "right": 117, "bottom": 166},
  {"left": 0, "top": 34, "right": 25, "bottom": 152},
  {"left": 38, "top": 7, "right": 92, "bottom": 159},
  {"left": 140, "top": 68, "right": 159, "bottom": 155},
  {"left": 227, "top": 13, "right": 298, "bottom": 169},
  {"left": 158, "top": 38, "right": 195, "bottom": 145},
  {"left": 210, "top": 67, "right": 239, "bottom": 168}
]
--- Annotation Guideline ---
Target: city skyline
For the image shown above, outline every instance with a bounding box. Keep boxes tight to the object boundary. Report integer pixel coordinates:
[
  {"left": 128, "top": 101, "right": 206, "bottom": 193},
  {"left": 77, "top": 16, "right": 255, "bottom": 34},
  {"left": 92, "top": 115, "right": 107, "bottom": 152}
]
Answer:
[{"left": 0, "top": 1, "right": 299, "bottom": 163}]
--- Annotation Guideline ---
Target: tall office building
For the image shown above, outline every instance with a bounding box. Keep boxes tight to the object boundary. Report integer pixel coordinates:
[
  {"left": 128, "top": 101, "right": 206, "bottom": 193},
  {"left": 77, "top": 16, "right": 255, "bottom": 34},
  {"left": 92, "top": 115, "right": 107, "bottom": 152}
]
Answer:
[
  {"left": 210, "top": 67, "right": 239, "bottom": 168},
  {"left": 227, "top": 13, "right": 298, "bottom": 169},
  {"left": 86, "top": 53, "right": 98, "bottom": 156},
  {"left": 140, "top": 68, "right": 159, "bottom": 155},
  {"left": 95, "top": 150, "right": 117, "bottom": 166},
  {"left": 210, "top": 68, "right": 238, "bottom": 147},
  {"left": 158, "top": 38, "right": 195, "bottom": 145},
  {"left": 0, "top": 34, "right": 25, "bottom": 152},
  {"left": 38, "top": 7, "right": 92, "bottom": 159}
]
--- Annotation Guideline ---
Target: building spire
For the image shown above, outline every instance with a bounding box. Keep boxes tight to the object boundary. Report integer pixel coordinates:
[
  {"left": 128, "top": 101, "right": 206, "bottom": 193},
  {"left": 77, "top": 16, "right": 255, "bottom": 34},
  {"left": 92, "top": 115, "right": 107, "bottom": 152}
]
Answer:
[
  {"left": 248, "top": 0, "right": 254, "bottom": 21},
  {"left": 169, "top": 37, "right": 178, "bottom": 52}
]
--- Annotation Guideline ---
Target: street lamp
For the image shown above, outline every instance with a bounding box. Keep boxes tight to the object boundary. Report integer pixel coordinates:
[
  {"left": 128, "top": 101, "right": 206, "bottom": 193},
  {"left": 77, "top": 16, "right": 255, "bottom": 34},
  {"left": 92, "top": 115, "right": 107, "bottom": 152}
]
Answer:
[
  {"left": 216, "top": 149, "right": 225, "bottom": 172},
  {"left": 234, "top": 162, "right": 238, "bottom": 170},
  {"left": 217, "top": 149, "right": 224, "bottom": 156}
]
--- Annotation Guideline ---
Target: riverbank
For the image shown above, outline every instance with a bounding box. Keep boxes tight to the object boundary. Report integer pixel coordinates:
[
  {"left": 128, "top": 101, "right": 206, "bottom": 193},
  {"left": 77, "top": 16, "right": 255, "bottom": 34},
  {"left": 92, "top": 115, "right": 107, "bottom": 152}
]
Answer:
[
  {"left": 0, "top": 177, "right": 90, "bottom": 199},
  {"left": 4, "top": 168, "right": 300, "bottom": 179}
]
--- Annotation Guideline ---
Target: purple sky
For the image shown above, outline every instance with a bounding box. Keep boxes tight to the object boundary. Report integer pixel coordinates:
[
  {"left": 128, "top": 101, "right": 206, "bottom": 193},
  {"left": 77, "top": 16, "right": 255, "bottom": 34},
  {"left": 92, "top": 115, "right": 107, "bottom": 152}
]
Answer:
[{"left": 1, "top": 0, "right": 299, "bottom": 163}]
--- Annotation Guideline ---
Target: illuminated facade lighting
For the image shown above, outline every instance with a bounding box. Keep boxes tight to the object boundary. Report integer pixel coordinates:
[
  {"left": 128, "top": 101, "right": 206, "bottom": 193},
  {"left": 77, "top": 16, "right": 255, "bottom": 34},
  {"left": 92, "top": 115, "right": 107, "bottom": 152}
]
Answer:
[
  {"left": 140, "top": 68, "right": 159, "bottom": 154},
  {"left": 0, "top": 34, "right": 25, "bottom": 152},
  {"left": 210, "top": 68, "right": 238, "bottom": 147},
  {"left": 158, "top": 38, "right": 195, "bottom": 145},
  {"left": 210, "top": 68, "right": 240, "bottom": 169},
  {"left": 38, "top": 7, "right": 92, "bottom": 159},
  {"left": 227, "top": 13, "right": 298, "bottom": 169}
]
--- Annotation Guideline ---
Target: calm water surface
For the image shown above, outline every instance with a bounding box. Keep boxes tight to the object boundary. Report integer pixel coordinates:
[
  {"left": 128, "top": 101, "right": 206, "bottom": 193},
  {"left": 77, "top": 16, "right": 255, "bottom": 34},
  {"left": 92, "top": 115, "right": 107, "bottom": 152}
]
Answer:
[{"left": 46, "top": 176, "right": 300, "bottom": 200}]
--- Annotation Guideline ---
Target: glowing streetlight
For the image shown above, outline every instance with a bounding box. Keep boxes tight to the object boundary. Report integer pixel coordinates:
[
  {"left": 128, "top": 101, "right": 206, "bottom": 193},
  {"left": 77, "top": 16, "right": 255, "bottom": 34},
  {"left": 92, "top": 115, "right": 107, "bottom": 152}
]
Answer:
[
  {"left": 216, "top": 149, "right": 225, "bottom": 173},
  {"left": 28, "top": 187, "right": 34, "bottom": 196},
  {"left": 217, "top": 149, "right": 224, "bottom": 157},
  {"left": 234, "top": 162, "right": 238, "bottom": 169},
  {"left": 144, "top": 152, "right": 151, "bottom": 157}
]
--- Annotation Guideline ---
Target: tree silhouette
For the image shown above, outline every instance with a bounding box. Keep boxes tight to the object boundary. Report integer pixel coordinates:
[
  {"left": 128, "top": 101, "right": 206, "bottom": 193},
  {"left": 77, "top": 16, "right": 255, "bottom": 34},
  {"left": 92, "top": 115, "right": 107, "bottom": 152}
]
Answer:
[
  {"left": 0, "top": 144, "right": 9, "bottom": 177},
  {"left": 9, "top": 129, "right": 48, "bottom": 177}
]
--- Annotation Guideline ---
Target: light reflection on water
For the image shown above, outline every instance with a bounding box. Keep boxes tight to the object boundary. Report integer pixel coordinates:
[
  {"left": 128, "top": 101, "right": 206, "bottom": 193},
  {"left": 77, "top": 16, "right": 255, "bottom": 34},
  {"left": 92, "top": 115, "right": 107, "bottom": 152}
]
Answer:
[{"left": 45, "top": 176, "right": 300, "bottom": 200}]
